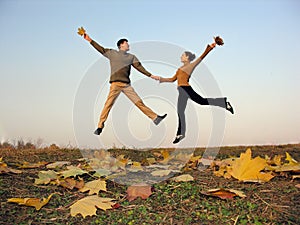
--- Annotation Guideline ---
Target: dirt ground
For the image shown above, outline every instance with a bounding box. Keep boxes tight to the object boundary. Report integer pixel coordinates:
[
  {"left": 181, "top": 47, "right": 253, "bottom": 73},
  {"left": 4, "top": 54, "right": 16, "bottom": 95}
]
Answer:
[{"left": 0, "top": 144, "right": 299, "bottom": 225}]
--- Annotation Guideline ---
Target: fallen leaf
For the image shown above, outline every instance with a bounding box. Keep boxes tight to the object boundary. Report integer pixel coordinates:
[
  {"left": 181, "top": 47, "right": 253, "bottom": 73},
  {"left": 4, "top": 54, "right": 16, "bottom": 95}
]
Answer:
[
  {"left": 295, "top": 184, "right": 300, "bottom": 189},
  {"left": 159, "top": 150, "right": 174, "bottom": 164},
  {"left": 60, "top": 166, "right": 88, "bottom": 178},
  {"left": 58, "top": 177, "right": 84, "bottom": 190},
  {"left": 201, "top": 188, "right": 246, "bottom": 199},
  {"left": 17, "top": 161, "right": 48, "bottom": 169},
  {"left": 127, "top": 162, "right": 143, "bottom": 172},
  {"left": 34, "top": 170, "right": 58, "bottom": 185},
  {"left": 151, "top": 169, "right": 172, "bottom": 177},
  {"left": 292, "top": 175, "right": 300, "bottom": 180},
  {"left": 171, "top": 174, "right": 194, "bottom": 182},
  {"left": 8, "top": 194, "right": 54, "bottom": 210},
  {"left": 46, "top": 161, "right": 71, "bottom": 169},
  {"left": 70, "top": 196, "right": 115, "bottom": 218},
  {"left": 80, "top": 179, "right": 107, "bottom": 195},
  {"left": 274, "top": 164, "right": 300, "bottom": 172},
  {"left": 0, "top": 161, "right": 22, "bottom": 174},
  {"left": 126, "top": 183, "right": 153, "bottom": 201},
  {"left": 93, "top": 169, "right": 112, "bottom": 177},
  {"left": 229, "top": 148, "right": 274, "bottom": 182},
  {"left": 285, "top": 152, "right": 298, "bottom": 165},
  {"left": 116, "top": 155, "right": 128, "bottom": 169}
]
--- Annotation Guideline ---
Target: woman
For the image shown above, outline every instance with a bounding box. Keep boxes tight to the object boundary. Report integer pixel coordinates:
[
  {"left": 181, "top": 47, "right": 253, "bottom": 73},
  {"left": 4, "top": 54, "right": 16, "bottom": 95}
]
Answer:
[{"left": 159, "top": 37, "right": 234, "bottom": 144}]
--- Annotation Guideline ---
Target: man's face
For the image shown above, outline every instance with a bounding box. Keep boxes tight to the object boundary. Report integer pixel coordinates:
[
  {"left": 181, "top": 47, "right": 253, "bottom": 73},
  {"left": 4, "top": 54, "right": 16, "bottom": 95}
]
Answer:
[{"left": 120, "top": 41, "right": 130, "bottom": 51}]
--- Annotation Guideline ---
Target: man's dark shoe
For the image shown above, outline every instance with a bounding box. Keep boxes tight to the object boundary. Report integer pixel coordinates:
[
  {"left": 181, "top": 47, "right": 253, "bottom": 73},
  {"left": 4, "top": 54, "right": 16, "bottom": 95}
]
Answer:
[
  {"left": 226, "top": 102, "right": 234, "bottom": 114},
  {"left": 173, "top": 135, "right": 185, "bottom": 144},
  {"left": 153, "top": 114, "right": 167, "bottom": 125},
  {"left": 94, "top": 127, "right": 103, "bottom": 135}
]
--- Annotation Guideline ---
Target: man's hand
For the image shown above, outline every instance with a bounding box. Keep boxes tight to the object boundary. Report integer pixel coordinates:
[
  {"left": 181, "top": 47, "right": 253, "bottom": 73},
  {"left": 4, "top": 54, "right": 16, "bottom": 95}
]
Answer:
[
  {"left": 150, "top": 75, "right": 160, "bottom": 81},
  {"left": 84, "top": 34, "right": 92, "bottom": 43}
]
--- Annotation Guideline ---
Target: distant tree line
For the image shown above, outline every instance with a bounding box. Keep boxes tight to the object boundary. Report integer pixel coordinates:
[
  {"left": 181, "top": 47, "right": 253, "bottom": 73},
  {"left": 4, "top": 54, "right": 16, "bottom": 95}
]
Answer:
[{"left": 0, "top": 139, "right": 61, "bottom": 150}]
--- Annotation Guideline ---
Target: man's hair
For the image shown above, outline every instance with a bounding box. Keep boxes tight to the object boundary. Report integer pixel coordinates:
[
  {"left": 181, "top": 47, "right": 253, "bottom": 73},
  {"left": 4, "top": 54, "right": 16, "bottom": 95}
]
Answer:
[{"left": 117, "top": 38, "right": 128, "bottom": 48}]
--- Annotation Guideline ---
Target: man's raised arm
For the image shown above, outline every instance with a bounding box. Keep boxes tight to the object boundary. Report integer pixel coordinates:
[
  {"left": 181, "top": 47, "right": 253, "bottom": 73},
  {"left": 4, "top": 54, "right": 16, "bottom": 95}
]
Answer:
[{"left": 84, "top": 34, "right": 110, "bottom": 56}]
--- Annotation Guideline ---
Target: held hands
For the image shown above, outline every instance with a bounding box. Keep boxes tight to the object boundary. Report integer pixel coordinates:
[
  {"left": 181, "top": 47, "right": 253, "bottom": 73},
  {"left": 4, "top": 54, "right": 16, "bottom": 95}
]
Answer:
[{"left": 150, "top": 75, "right": 160, "bottom": 81}]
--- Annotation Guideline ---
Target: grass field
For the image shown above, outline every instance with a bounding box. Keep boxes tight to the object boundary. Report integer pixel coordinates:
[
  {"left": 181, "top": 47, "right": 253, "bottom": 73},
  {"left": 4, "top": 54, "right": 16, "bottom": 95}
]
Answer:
[{"left": 0, "top": 144, "right": 299, "bottom": 225}]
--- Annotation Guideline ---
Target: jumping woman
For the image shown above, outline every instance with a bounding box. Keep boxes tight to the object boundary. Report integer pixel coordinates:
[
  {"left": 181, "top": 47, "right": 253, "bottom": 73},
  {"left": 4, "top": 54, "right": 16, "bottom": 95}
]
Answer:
[{"left": 159, "top": 37, "right": 234, "bottom": 144}]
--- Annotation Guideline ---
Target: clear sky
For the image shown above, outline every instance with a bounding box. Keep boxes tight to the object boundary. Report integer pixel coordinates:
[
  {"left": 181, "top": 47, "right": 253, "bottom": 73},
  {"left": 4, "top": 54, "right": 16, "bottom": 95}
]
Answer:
[{"left": 0, "top": 0, "right": 299, "bottom": 149}]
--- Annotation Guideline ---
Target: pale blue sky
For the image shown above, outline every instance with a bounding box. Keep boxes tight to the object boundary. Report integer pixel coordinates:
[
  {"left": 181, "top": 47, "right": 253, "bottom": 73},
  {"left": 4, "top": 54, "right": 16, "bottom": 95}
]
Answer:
[{"left": 0, "top": 0, "right": 299, "bottom": 148}]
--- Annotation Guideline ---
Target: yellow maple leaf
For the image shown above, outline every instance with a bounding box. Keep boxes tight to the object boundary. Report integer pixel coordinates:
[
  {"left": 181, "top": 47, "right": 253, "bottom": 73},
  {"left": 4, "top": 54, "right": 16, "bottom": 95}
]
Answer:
[
  {"left": 228, "top": 148, "right": 274, "bottom": 182},
  {"left": 8, "top": 194, "right": 54, "bottom": 210},
  {"left": 80, "top": 179, "right": 107, "bottom": 195},
  {"left": 159, "top": 149, "right": 174, "bottom": 164},
  {"left": 128, "top": 162, "right": 143, "bottom": 172},
  {"left": 77, "top": 26, "right": 86, "bottom": 36},
  {"left": 70, "top": 196, "right": 115, "bottom": 218},
  {"left": 285, "top": 152, "right": 298, "bottom": 165}
]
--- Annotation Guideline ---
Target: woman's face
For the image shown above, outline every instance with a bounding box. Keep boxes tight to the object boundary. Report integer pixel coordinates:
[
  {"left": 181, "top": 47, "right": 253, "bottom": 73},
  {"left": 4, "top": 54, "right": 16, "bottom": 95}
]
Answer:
[{"left": 181, "top": 53, "right": 189, "bottom": 63}]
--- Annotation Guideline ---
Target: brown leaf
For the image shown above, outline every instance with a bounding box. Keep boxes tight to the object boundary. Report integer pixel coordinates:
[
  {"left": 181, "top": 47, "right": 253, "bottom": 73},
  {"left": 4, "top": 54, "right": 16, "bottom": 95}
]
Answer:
[
  {"left": 59, "top": 177, "right": 84, "bottom": 190},
  {"left": 201, "top": 188, "right": 246, "bottom": 200},
  {"left": 126, "top": 184, "right": 153, "bottom": 202}
]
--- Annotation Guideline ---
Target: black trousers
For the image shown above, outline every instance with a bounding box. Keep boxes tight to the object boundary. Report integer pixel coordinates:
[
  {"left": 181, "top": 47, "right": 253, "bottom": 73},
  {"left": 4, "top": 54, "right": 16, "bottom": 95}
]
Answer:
[{"left": 176, "top": 86, "right": 226, "bottom": 136}]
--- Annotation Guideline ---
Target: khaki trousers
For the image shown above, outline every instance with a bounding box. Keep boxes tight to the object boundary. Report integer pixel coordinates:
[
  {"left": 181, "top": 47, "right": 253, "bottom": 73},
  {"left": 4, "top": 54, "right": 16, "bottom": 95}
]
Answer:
[{"left": 98, "top": 82, "right": 157, "bottom": 128}]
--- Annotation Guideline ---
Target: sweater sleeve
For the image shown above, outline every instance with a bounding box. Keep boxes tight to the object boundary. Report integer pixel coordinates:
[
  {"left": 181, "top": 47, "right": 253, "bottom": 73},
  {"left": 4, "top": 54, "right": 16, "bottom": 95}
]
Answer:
[
  {"left": 132, "top": 55, "right": 152, "bottom": 77},
  {"left": 160, "top": 72, "right": 177, "bottom": 83},
  {"left": 90, "top": 40, "right": 111, "bottom": 58},
  {"left": 190, "top": 44, "right": 214, "bottom": 70}
]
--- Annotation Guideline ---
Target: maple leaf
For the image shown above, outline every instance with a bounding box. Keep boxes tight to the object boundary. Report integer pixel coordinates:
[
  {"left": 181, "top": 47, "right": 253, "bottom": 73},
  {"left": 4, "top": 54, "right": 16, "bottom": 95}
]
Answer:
[
  {"left": 7, "top": 194, "right": 54, "bottom": 210},
  {"left": 46, "top": 161, "right": 71, "bottom": 169},
  {"left": 58, "top": 177, "right": 84, "bottom": 190},
  {"left": 116, "top": 155, "right": 128, "bottom": 169},
  {"left": 34, "top": 170, "right": 58, "bottom": 185},
  {"left": 285, "top": 152, "right": 298, "bottom": 165},
  {"left": 0, "top": 161, "right": 22, "bottom": 174},
  {"left": 70, "top": 196, "right": 115, "bottom": 218},
  {"left": 17, "top": 161, "right": 48, "bottom": 169},
  {"left": 77, "top": 26, "right": 86, "bottom": 36},
  {"left": 201, "top": 188, "right": 246, "bottom": 200},
  {"left": 171, "top": 174, "right": 194, "bottom": 182},
  {"left": 127, "top": 162, "right": 143, "bottom": 172},
  {"left": 126, "top": 183, "right": 153, "bottom": 202},
  {"left": 265, "top": 152, "right": 300, "bottom": 172},
  {"left": 93, "top": 169, "right": 112, "bottom": 177},
  {"left": 229, "top": 148, "right": 274, "bottom": 182},
  {"left": 60, "top": 166, "right": 88, "bottom": 178},
  {"left": 158, "top": 149, "right": 174, "bottom": 164},
  {"left": 151, "top": 169, "right": 172, "bottom": 177},
  {"left": 80, "top": 179, "right": 107, "bottom": 195}
]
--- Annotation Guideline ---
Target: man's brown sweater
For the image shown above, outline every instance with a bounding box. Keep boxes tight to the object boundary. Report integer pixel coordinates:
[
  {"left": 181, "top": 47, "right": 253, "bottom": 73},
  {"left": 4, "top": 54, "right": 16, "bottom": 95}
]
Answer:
[{"left": 90, "top": 40, "right": 152, "bottom": 83}]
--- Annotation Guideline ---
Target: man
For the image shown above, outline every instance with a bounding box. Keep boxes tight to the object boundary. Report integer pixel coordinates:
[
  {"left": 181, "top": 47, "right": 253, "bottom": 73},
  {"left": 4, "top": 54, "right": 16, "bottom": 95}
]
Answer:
[{"left": 82, "top": 33, "right": 167, "bottom": 135}]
